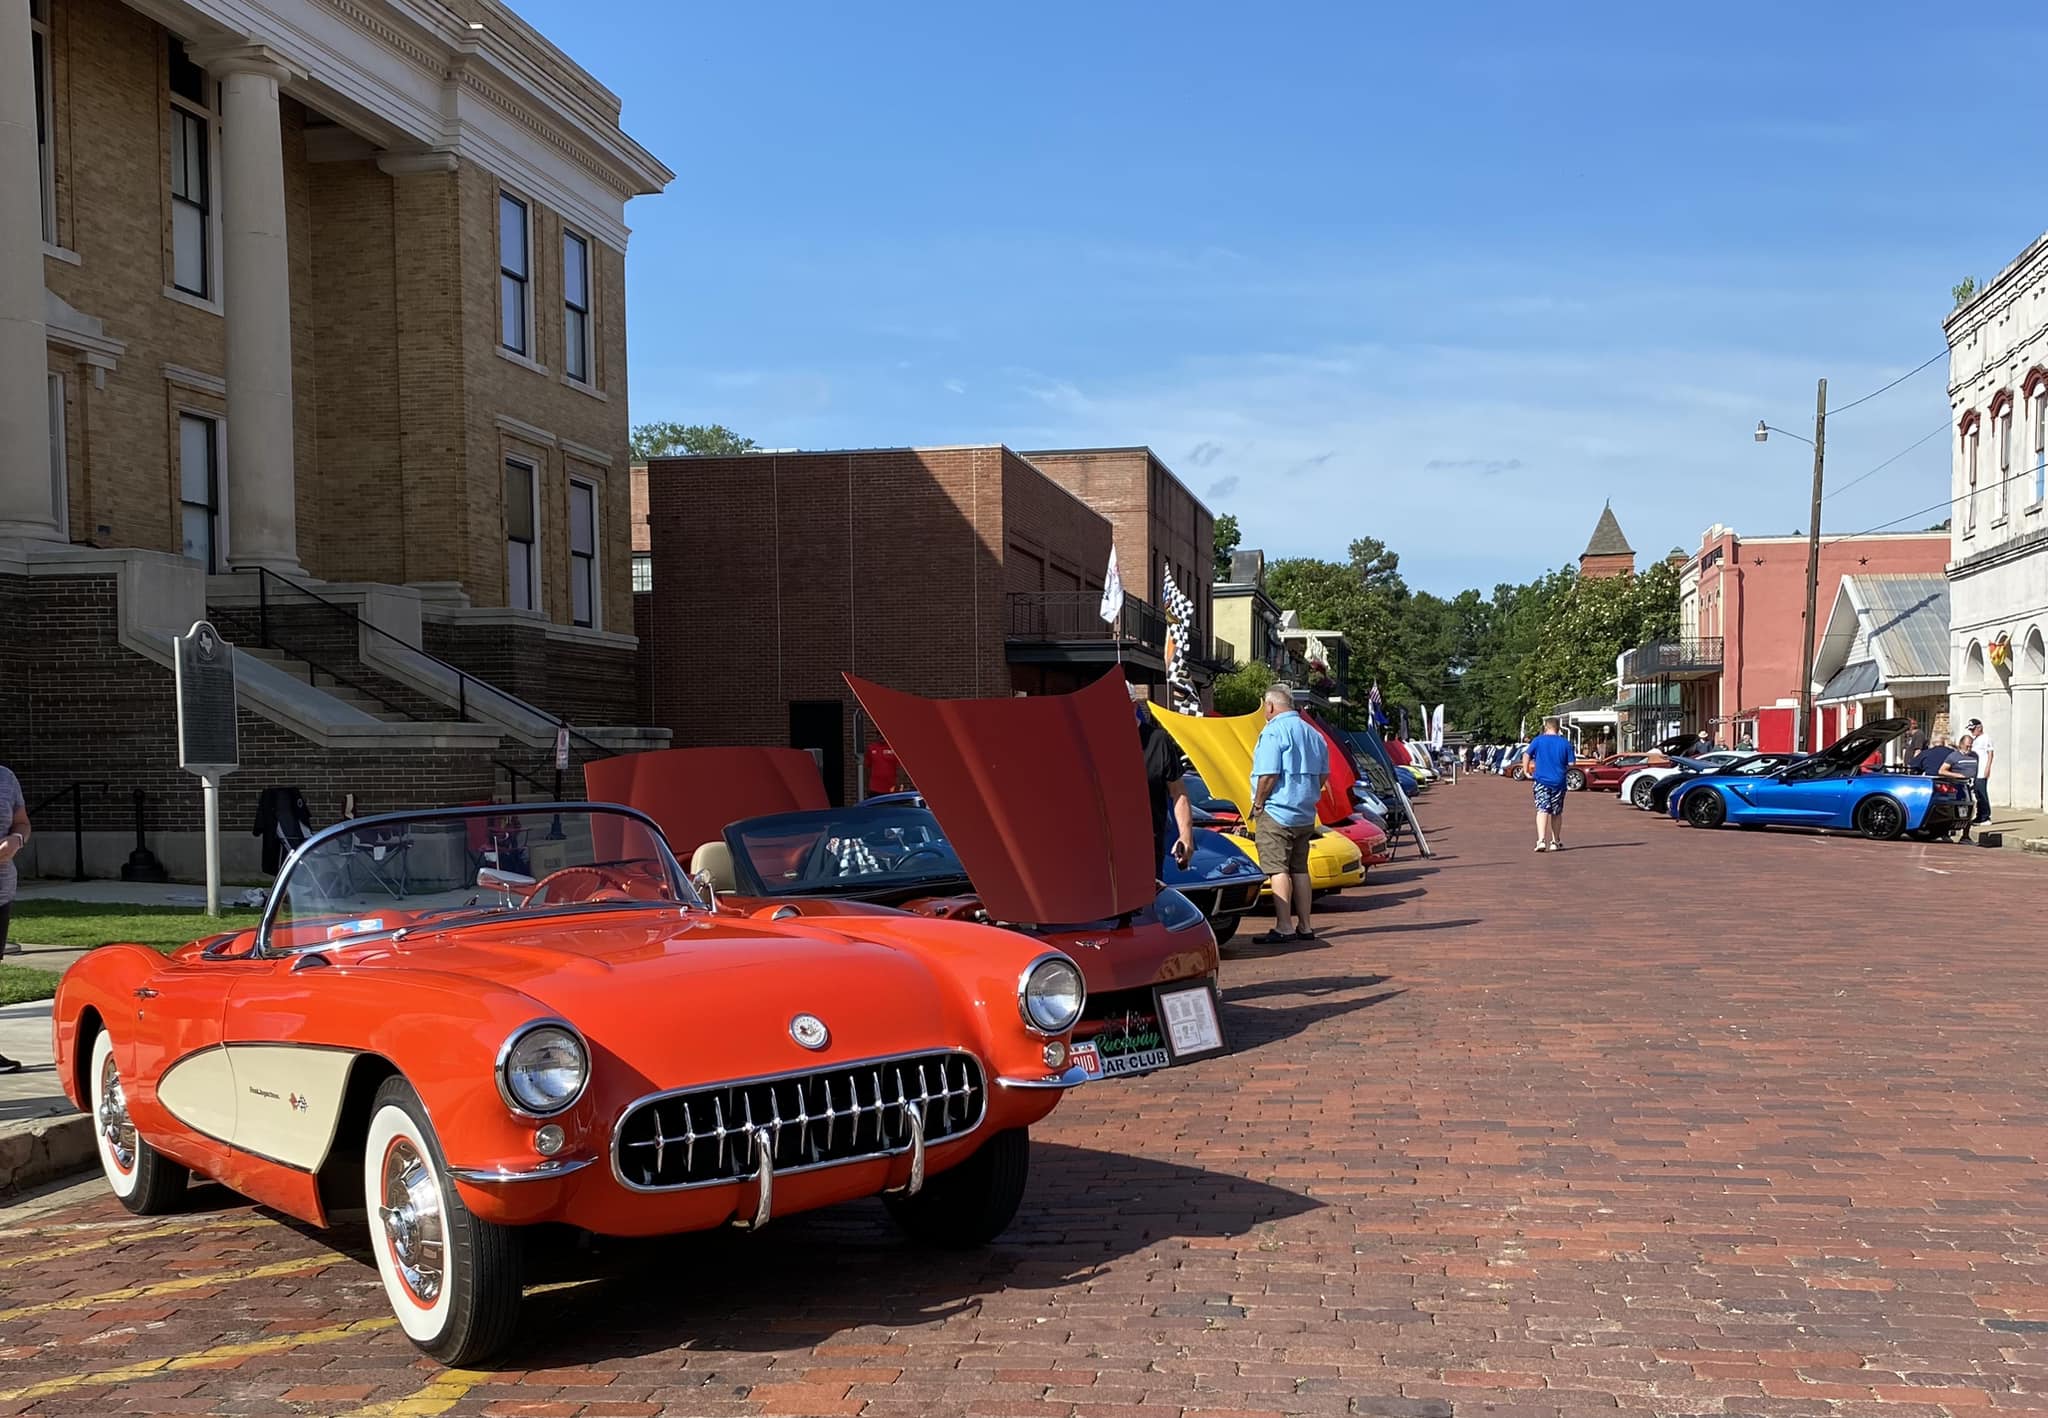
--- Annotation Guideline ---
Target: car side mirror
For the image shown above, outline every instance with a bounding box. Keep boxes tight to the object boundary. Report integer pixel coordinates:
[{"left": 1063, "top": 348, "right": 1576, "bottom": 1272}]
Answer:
[{"left": 692, "top": 869, "right": 719, "bottom": 910}]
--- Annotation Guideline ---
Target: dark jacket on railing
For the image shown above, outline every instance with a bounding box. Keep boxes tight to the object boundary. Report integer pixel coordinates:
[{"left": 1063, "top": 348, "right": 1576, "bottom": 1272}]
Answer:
[{"left": 252, "top": 786, "right": 313, "bottom": 874}]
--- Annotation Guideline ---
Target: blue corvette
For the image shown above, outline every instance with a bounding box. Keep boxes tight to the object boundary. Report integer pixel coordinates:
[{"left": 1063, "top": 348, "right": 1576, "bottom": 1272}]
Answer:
[{"left": 1667, "top": 718, "right": 1973, "bottom": 841}]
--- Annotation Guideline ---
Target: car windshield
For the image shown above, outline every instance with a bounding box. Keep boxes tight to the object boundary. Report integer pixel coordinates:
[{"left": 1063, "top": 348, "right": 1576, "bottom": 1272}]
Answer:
[
  {"left": 263, "top": 806, "right": 691, "bottom": 953},
  {"left": 727, "top": 804, "right": 970, "bottom": 897}
]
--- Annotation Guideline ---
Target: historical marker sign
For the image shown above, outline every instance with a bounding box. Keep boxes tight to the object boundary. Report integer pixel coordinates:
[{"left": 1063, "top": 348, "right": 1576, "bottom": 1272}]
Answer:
[{"left": 175, "top": 620, "right": 240, "bottom": 775}]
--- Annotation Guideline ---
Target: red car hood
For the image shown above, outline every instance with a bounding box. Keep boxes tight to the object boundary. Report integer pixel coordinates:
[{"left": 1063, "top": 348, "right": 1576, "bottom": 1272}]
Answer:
[
  {"left": 1305, "top": 715, "right": 1361, "bottom": 825},
  {"left": 845, "top": 672, "right": 1157, "bottom": 926},
  {"left": 584, "top": 747, "right": 827, "bottom": 860}
]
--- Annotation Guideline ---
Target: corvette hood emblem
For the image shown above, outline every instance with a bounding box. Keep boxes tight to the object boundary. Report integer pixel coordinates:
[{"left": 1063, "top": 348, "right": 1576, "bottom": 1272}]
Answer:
[{"left": 789, "top": 1013, "right": 830, "bottom": 1050}]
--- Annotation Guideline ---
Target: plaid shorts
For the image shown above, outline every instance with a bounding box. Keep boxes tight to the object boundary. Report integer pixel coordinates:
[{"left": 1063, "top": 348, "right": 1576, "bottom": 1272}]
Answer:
[{"left": 1532, "top": 782, "right": 1567, "bottom": 815}]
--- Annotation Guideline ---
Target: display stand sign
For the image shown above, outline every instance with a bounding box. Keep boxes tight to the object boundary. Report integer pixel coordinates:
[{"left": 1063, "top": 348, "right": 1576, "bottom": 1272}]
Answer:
[{"left": 174, "top": 621, "right": 239, "bottom": 915}]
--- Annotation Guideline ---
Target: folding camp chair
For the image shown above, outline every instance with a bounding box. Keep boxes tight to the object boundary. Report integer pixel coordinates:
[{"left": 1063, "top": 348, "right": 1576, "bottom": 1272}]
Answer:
[{"left": 346, "top": 826, "right": 413, "bottom": 899}]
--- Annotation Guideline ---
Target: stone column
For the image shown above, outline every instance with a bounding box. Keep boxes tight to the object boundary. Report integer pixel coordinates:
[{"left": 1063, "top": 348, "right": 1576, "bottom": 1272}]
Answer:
[
  {"left": 0, "top": 0, "right": 58, "bottom": 540},
  {"left": 209, "top": 46, "right": 305, "bottom": 575}
]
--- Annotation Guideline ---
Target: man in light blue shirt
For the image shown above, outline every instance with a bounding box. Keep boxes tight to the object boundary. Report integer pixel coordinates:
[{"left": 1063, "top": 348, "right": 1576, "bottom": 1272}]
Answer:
[{"left": 1249, "top": 686, "right": 1329, "bottom": 942}]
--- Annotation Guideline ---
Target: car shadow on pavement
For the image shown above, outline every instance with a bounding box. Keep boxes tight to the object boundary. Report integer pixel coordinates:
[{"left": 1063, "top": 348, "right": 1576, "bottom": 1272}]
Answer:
[
  {"left": 1220, "top": 974, "right": 1406, "bottom": 1053},
  {"left": 473, "top": 1141, "right": 1321, "bottom": 1367}
]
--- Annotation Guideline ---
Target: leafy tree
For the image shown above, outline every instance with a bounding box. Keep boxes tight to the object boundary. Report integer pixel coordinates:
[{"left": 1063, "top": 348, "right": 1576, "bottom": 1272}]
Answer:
[
  {"left": 1928, "top": 517, "right": 1952, "bottom": 531},
  {"left": 1952, "top": 276, "right": 1977, "bottom": 308},
  {"left": 1212, "top": 514, "right": 1241, "bottom": 579},
  {"left": 1212, "top": 659, "right": 1276, "bottom": 715},
  {"left": 1520, "top": 560, "right": 1681, "bottom": 717},
  {"left": 630, "top": 422, "right": 757, "bottom": 458}
]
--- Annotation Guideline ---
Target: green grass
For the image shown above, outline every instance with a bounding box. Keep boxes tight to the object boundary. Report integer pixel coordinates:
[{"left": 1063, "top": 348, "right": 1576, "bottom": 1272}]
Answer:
[
  {"left": 8, "top": 900, "right": 259, "bottom": 953},
  {"left": 0, "top": 963, "right": 64, "bottom": 1005}
]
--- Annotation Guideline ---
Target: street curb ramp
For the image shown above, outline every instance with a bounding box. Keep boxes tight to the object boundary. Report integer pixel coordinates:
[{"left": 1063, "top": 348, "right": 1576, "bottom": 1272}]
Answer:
[{"left": 0, "top": 1114, "right": 94, "bottom": 1195}]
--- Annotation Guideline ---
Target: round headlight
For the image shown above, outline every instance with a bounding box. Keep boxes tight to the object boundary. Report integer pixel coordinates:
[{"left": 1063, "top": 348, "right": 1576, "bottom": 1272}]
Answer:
[
  {"left": 1020, "top": 955, "right": 1085, "bottom": 1034},
  {"left": 499, "top": 1023, "right": 588, "bottom": 1116}
]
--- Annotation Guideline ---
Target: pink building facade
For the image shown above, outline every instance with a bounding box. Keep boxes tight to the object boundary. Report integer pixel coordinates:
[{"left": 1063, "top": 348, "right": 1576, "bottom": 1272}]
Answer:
[{"left": 1676, "top": 526, "right": 1950, "bottom": 751}]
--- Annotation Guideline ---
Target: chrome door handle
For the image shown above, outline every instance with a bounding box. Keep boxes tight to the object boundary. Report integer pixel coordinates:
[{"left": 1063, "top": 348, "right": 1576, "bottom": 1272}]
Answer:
[{"left": 132, "top": 987, "right": 158, "bottom": 1000}]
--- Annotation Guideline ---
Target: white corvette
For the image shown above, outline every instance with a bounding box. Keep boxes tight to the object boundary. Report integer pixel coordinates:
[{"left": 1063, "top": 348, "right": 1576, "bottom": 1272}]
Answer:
[{"left": 1619, "top": 751, "right": 1752, "bottom": 809}]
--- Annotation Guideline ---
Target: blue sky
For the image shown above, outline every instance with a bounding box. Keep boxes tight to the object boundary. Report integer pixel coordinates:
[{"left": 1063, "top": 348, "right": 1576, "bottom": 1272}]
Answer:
[{"left": 513, "top": 0, "right": 2047, "bottom": 596}]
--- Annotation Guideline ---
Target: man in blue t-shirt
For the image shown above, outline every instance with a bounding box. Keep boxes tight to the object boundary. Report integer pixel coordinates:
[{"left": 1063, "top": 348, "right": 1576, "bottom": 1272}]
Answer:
[
  {"left": 1525, "top": 716, "right": 1577, "bottom": 852},
  {"left": 1249, "top": 686, "right": 1330, "bottom": 941}
]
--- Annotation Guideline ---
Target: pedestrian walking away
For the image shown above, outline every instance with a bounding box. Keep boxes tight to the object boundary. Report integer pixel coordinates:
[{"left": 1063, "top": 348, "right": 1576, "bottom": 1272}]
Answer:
[
  {"left": 1527, "top": 715, "right": 1575, "bottom": 851},
  {"left": 1939, "top": 734, "right": 1982, "bottom": 843},
  {"left": 1248, "top": 686, "right": 1329, "bottom": 943},
  {"left": 1129, "top": 680, "right": 1195, "bottom": 871},
  {"left": 1965, "top": 718, "right": 1995, "bottom": 824},
  {"left": 0, "top": 762, "right": 29, "bottom": 1073}
]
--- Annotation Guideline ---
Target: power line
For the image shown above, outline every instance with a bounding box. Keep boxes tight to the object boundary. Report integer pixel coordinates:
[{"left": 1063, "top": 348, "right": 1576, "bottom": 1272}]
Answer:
[
  {"left": 1820, "top": 421, "right": 1949, "bottom": 503},
  {"left": 1828, "top": 349, "right": 1947, "bottom": 416},
  {"left": 1822, "top": 458, "right": 2042, "bottom": 549}
]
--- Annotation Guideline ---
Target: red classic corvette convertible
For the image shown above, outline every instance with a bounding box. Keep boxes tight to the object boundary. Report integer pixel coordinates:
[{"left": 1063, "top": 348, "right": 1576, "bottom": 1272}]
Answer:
[
  {"left": 54, "top": 804, "right": 1085, "bottom": 1365},
  {"left": 585, "top": 673, "right": 1226, "bottom": 1085}
]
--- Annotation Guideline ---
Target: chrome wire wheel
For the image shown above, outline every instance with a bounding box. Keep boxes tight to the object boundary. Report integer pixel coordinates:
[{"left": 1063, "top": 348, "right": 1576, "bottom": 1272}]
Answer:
[
  {"left": 96, "top": 1051, "right": 136, "bottom": 1174},
  {"left": 378, "top": 1136, "right": 446, "bottom": 1306}
]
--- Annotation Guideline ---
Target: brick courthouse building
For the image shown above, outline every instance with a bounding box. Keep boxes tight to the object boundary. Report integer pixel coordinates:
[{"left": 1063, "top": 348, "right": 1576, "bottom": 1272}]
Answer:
[{"left": 0, "top": 0, "right": 670, "bottom": 878}]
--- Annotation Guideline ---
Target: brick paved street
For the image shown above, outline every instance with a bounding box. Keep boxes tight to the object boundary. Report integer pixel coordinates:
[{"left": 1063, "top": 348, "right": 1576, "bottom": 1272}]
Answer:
[{"left": 5, "top": 780, "right": 2048, "bottom": 1416}]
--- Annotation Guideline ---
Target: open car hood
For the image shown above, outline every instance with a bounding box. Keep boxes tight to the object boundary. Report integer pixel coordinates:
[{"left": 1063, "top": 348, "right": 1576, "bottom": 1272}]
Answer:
[
  {"left": 1814, "top": 716, "right": 1909, "bottom": 766},
  {"left": 844, "top": 672, "right": 1156, "bottom": 925},
  {"left": 583, "top": 746, "right": 828, "bottom": 860},
  {"left": 1656, "top": 732, "right": 1696, "bottom": 755},
  {"left": 1150, "top": 708, "right": 1350, "bottom": 826}
]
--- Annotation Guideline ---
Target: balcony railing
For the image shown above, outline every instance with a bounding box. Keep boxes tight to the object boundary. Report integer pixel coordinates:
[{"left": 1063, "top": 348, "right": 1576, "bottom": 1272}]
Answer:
[
  {"left": 1007, "top": 592, "right": 1168, "bottom": 652},
  {"left": 1622, "top": 636, "right": 1724, "bottom": 681}
]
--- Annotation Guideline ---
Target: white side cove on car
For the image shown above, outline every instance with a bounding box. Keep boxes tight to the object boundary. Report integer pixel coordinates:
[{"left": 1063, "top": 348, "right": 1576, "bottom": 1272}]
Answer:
[{"left": 156, "top": 1044, "right": 355, "bottom": 1170}]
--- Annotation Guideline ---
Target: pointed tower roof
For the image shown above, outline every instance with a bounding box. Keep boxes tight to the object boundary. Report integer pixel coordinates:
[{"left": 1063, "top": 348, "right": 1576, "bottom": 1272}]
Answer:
[{"left": 1582, "top": 501, "right": 1633, "bottom": 558}]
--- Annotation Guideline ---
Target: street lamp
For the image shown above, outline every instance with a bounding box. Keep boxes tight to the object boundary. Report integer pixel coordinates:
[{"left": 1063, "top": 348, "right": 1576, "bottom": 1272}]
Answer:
[{"left": 1752, "top": 382, "right": 1828, "bottom": 753}]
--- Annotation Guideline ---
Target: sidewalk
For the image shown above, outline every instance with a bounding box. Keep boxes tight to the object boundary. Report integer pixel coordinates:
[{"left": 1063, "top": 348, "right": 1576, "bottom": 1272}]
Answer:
[
  {"left": 13, "top": 877, "right": 267, "bottom": 907},
  {"left": 1981, "top": 807, "right": 2048, "bottom": 853},
  {"left": 1, "top": 944, "right": 94, "bottom": 1126}
]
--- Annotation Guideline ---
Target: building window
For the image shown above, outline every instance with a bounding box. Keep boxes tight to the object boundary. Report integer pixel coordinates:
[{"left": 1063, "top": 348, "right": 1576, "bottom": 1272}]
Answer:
[
  {"left": 1963, "top": 423, "right": 1979, "bottom": 535},
  {"left": 631, "top": 552, "right": 652, "bottom": 592},
  {"left": 2032, "top": 386, "right": 2047, "bottom": 506},
  {"left": 498, "top": 193, "right": 531, "bottom": 356},
  {"left": 31, "top": 0, "right": 53, "bottom": 245},
  {"left": 568, "top": 477, "right": 598, "bottom": 628},
  {"left": 505, "top": 457, "right": 538, "bottom": 610},
  {"left": 1996, "top": 402, "right": 2013, "bottom": 520},
  {"left": 562, "top": 231, "right": 591, "bottom": 384},
  {"left": 168, "top": 42, "right": 214, "bottom": 299},
  {"left": 179, "top": 413, "right": 221, "bottom": 572},
  {"left": 47, "top": 372, "right": 68, "bottom": 537}
]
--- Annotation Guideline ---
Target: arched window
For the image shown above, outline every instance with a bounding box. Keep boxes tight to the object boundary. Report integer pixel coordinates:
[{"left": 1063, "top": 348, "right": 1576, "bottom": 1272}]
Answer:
[
  {"left": 1991, "top": 391, "right": 2015, "bottom": 522},
  {"left": 2025, "top": 626, "right": 2048, "bottom": 679},
  {"left": 1959, "top": 411, "right": 1982, "bottom": 535},
  {"left": 2025, "top": 368, "right": 2048, "bottom": 507},
  {"left": 1963, "top": 639, "right": 1988, "bottom": 688}
]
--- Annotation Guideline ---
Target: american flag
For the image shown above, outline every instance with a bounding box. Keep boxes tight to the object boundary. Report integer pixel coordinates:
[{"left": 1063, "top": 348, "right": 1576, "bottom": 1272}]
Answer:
[
  {"left": 1158, "top": 564, "right": 1202, "bottom": 715},
  {"left": 1367, "top": 681, "right": 1387, "bottom": 728}
]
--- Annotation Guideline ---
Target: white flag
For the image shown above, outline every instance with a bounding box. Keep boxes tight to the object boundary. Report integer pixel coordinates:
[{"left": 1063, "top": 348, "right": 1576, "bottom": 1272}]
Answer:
[
  {"left": 1099, "top": 545, "right": 1125, "bottom": 625},
  {"left": 1430, "top": 704, "right": 1445, "bottom": 747}
]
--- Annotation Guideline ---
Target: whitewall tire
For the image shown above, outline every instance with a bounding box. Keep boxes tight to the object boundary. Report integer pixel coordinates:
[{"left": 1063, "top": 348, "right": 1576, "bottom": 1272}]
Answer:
[
  {"left": 363, "top": 1077, "right": 522, "bottom": 1365},
  {"left": 90, "top": 1030, "right": 186, "bottom": 1213}
]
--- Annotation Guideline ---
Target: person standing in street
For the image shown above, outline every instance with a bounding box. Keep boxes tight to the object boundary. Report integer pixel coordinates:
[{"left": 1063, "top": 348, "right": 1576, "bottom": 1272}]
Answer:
[
  {"left": 0, "top": 764, "right": 30, "bottom": 1073},
  {"left": 1129, "top": 682, "right": 1195, "bottom": 872},
  {"left": 1527, "top": 715, "right": 1575, "bottom": 852},
  {"left": 1939, "top": 734, "right": 1982, "bottom": 843},
  {"left": 1249, "top": 686, "right": 1328, "bottom": 944},
  {"left": 1899, "top": 716, "right": 1928, "bottom": 762},
  {"left": 1966, "top": 718, "right": 1996, "bottom": 825}
]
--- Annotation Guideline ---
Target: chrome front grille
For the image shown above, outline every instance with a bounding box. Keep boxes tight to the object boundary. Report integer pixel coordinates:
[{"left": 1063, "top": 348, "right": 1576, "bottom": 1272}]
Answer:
[{"left": 613, "top": 1050, "right": 986, "bottom": 1192}]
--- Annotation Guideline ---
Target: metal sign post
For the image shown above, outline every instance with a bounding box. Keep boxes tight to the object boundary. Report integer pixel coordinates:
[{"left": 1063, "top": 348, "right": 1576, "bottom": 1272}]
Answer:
[{"left": 174, "top": 621, "right": 240, "bottom": 915}]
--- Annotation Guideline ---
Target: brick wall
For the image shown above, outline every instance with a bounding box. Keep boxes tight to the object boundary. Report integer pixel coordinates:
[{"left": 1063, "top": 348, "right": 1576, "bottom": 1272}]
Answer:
[
  {"left": 422, "top": 619, "right": 639, "bottom": 726},
  {"left": 0, "top": 576, "right": 497, "bottom": 843},
  {"left": 645, "top": 447, "right": 1112, "bottom": 801}
]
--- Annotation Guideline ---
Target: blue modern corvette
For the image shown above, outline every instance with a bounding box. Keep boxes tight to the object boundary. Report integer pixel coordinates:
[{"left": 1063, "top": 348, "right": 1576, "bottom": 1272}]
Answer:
[{"left": 1667, "top": 718, "right": 1974, "bottom": 841}]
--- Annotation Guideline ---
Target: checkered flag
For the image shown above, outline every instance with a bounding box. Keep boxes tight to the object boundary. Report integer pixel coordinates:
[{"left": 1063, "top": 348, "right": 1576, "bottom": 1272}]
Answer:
[{"left": 1158, "top": 565, "right": 1201, "bottom": 715}]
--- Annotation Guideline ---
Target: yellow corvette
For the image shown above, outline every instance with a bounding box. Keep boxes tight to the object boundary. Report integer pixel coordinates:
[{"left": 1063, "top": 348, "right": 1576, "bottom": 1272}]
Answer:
[{"left": 1150, "top": 707, "right": 1366, "bottom": 894}]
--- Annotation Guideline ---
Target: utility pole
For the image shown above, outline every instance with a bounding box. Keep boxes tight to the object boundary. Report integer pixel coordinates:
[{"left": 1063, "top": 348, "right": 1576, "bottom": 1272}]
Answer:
[{"left": 1797, "top": 378, "right": 1827, "bottom": 753}]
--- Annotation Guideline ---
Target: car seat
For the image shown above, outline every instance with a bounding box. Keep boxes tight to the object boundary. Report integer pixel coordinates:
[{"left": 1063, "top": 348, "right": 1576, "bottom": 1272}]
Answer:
[{"left": 689, "top": 840, "right": 736, "bottom": 893}]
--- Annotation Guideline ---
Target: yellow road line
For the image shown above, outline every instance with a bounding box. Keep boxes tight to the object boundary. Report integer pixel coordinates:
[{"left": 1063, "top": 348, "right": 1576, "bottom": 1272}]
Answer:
[
  {"left": 0, "top": 1217, "right": 262, "bottom": 1271},
  {"left": 0, "top": 1315, "right": 396, "bottom": 1403},
  {"left": 0, "top": 1255, "right": 333, "bottom": 1323},
  {"left": 341, "top": 1368, "right": 492, "bottom": 1417}
]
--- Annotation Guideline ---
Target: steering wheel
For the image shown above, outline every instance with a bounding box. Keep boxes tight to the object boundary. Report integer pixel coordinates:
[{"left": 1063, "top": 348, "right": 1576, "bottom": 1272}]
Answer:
[
  {"left": 526, "top": 865, "right": 644, "bottom": 905},
  {"left": 889, "top": 844, "right": 953, "bottom": 871}
]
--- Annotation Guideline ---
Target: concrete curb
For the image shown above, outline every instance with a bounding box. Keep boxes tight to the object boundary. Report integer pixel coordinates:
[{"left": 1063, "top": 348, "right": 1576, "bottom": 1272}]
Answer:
[
  {"left": 0, "top": 1112, "right": 94, "bottom": 1195},
  {"left": 2023, "top": 838, "right": 2048, "bottom": 856}
]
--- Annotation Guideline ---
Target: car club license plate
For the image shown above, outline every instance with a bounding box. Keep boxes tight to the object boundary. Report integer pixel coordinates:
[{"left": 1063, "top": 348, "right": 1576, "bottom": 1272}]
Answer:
[{"left": 1071, "top": 981, "right": 1228, "bottom": 1081}]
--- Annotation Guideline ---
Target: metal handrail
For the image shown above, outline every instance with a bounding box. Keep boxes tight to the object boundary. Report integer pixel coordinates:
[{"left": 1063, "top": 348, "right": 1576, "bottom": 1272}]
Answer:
[
  {"left": 235, "top": 567, "right": 613, "bottom": 759},
  {"left": 493, "top": 758, "right": 560, "bottom": 801},
  {"left": 25, "top": 779, "right": 107, "bottom": 883},
  {"left": 208, "top": 604, "right": 423, "bottom": 722}
]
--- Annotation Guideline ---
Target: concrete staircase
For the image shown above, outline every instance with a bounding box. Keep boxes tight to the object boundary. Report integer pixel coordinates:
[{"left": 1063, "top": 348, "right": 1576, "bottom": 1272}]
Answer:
[{"left": 234, "top": 645, "right": 414, "bottom": 724}]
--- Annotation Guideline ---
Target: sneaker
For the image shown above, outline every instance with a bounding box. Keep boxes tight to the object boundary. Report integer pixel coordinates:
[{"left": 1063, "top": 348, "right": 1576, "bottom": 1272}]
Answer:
[{"left": 0, "top": 1056, "right": 20, "bottom": 1075}]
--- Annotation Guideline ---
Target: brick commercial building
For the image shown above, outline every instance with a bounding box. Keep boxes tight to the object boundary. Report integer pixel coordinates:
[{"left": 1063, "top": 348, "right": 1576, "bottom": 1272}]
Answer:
[
  {"left": 1635, "top": 524, "right": 1950, "bottom": 753},
  {"left": 1021, "top": 446, "right": 1216, "bottom": 705},
  {"left": 644, "top": 447, "right": 1178, "bottom": 804},
  {"left": 1, "top": 0, "right": 670, "bottom": 878}
]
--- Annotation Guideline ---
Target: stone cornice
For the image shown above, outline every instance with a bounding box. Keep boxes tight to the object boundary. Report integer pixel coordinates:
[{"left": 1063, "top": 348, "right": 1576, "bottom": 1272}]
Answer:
[{"left": 1947, "top": 524, "right": 2048, "bottom": 580}]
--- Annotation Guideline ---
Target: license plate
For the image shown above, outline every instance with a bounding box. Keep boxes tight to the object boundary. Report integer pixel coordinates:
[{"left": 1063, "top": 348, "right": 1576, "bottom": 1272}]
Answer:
[{"left": 1067, "top": 1041, "right": 1171, "bottom": 1080}]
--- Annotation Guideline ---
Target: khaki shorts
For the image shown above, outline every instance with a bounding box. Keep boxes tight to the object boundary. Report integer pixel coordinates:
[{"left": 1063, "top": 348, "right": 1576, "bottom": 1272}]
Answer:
[{"left": 1254, "top": 815, "right": 1314, "bottom": 875}]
